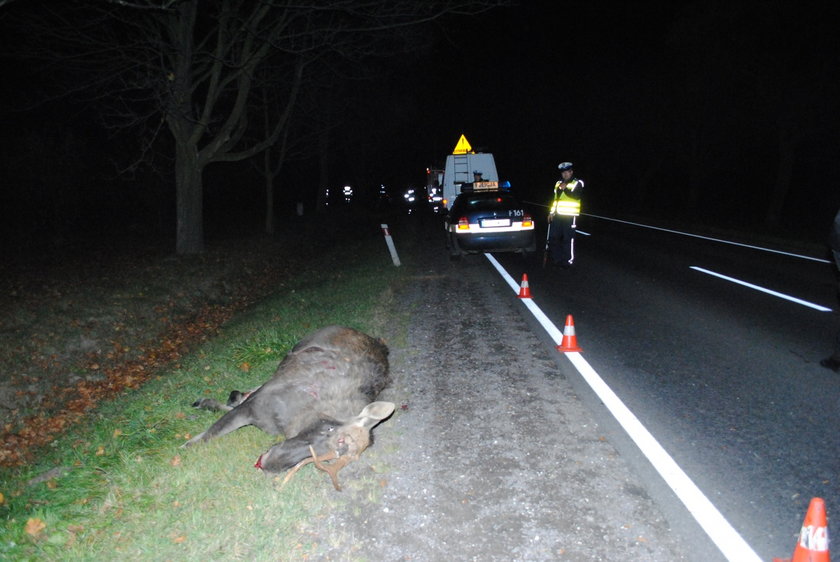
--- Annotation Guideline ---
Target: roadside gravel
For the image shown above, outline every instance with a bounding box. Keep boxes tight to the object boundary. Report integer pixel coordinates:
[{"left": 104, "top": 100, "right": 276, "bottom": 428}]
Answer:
[{"left": 302, "top": 218, "right": 692, "bottom": 561}]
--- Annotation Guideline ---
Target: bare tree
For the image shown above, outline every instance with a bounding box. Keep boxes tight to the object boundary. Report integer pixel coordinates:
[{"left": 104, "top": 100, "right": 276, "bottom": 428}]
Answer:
[
  {"left": 251, "top": 79, "right": 313, "bottom": 235},
  {"left": 5, "top": 0, "right": 503, "bottom": 253},
  {"left": 249, "top": 51, "right": 364, "bottom": 233}
]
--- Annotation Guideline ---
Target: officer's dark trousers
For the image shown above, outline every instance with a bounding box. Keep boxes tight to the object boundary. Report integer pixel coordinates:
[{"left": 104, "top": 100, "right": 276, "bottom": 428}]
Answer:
[{"left": 550, "top": 214, "right": 577, "bottom": 265}]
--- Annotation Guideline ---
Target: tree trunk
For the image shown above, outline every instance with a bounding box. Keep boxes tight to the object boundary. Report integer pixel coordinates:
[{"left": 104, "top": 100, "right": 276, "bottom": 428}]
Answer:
[
  {"left": 175, "top": 142, "right": 205, "bottom": 254},
  {"left": 262, "top": 116, "right": 291, "bottom": 235}
]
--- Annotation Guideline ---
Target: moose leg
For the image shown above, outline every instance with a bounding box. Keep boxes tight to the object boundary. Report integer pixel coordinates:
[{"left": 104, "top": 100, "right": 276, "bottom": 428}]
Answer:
[
  {"left": 182, "top": 407, "right": 255, "bottom": 447},
  {"left": 191, "top": 388, "right": 256, "bottom": 412}
]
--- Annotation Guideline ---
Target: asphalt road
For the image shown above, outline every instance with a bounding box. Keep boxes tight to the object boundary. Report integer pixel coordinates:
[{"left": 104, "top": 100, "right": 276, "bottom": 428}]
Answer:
[
  {"left": 492, "top": 213, "right": 839, "bottom": 561},
  {"left": 308, "top": 213, "right": 693, "bottom": 560}
]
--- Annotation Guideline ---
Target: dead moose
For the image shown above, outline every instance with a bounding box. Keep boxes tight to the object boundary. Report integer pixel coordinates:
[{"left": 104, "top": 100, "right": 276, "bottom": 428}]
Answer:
[{"left": 185, "top": 325, "right": 394, "bottom": 490}]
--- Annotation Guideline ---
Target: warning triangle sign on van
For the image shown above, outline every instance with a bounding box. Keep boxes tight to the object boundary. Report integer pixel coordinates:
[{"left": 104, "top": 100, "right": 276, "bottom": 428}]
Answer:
[{"left": 452, "top": 134, "right": 474, "bottom": 155}]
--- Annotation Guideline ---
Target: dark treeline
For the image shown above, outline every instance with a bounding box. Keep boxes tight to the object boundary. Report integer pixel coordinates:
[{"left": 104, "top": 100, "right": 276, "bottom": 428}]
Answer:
[
  {"left": 0, "top": 0, "right": 504, "bottom": 255},
  {"left": 1, "top": 1, "right": 838, "bottom": 254}
]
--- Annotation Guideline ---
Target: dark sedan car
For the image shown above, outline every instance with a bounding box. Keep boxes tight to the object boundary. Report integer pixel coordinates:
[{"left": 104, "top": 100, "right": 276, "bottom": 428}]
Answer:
[{"left": 444, "top": 188, "right": 536, "bottom": 258}]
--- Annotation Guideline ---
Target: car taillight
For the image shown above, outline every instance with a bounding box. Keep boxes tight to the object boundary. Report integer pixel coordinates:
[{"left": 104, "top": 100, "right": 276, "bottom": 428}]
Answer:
[
  {"left": 522, "top": 214, "right": 533, "bottom": 228},
  {"left": 457, "top": 217, "right": 470, "bottom": 230}
]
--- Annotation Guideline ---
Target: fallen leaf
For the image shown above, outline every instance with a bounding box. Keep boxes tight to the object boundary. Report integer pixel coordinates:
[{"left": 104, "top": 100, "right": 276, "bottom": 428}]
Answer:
[
  {"left": 0, "top": 246, "right": 295, "bottom": 469},
  {"left": 95, "top": 446, "right": 105, "bottom": 456},
  {"left": 170, "top": 455, "right": 181, "bottom": 467},
  {"left": 112, "top": 429, "right": 122, "bottom": 438},
  {"left": 174, "top": 412, "right": 185, "bottom": 419},
  {"left": 172, "top": 535, "right": 187, "bottom": 543},
  {"left": 0, "top": 491, "right": 4, "bottom": 504},
  {"left": 25, "top": 517, "right": 46, "bottom": 536}
]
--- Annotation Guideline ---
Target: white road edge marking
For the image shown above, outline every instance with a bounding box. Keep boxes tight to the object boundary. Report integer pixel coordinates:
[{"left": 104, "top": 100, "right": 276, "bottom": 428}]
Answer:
[
  {"left": 484, "top": 252, "right": 763, "bottom": 562},
  {"left": 691, "top": 266, "right": 832, "bottom": 312},
  {"left": 585, "top": 213, "right": 832, "bottom": 264},
  {"left": 523, "top": 205, "right": 830, "bottom": 263}
]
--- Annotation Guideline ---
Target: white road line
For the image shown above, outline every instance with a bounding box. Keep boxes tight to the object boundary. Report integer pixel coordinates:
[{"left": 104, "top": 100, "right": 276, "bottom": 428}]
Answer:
[
  {"left": 585, "top": 213, "right": 832, "bottom": 264},
  {"left": 691, "top": 266, "right": 833, "bottom": 312},
  {"left": 484, "top": 253, "right": 763, "bottom": 562},
  {"left": 522, "top": 205, "right": 828, "bottom": 262}
]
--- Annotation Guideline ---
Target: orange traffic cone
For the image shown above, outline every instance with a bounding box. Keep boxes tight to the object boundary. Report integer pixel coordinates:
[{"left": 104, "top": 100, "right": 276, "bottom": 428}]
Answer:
[
  {"left": 517, "top": 274, "right": 532, "bottom": 299},
  {"left": 557, "top": 314, "right": 582, "bottom": 352},
  {"left": 774, "top": 497, "right": 830, "bottom": 562}
]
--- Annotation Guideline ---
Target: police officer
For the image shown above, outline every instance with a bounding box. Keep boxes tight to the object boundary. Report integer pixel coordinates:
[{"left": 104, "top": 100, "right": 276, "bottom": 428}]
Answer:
[{"left": 549, "top": 161, "right": 584, "bottom": 267}]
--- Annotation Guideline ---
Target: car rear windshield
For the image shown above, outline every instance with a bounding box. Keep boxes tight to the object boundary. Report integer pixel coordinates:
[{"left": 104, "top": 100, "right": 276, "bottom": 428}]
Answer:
[{"left": 456, "top": 192, "right": 519, "bottom": 212}]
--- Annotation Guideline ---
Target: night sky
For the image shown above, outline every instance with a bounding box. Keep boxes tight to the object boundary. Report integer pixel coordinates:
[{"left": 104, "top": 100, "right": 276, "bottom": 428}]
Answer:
[
  {"left": 1, "top": 1, "right": 839, "bottom": 247},
  {"left": 339, "top": 1, "right": 840, "bottom": 236}
]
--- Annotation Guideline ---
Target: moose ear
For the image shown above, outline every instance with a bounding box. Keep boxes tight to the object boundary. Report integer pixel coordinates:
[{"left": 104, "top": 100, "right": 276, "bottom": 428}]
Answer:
[{"left": 353, "top": 401, "right": 396, "bottom": 429}]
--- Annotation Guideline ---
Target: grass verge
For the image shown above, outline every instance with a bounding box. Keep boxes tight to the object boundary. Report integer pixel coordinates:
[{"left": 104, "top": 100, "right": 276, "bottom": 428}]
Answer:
[{"left": 0, "top": 230, "right": 407, "bottom": 561}]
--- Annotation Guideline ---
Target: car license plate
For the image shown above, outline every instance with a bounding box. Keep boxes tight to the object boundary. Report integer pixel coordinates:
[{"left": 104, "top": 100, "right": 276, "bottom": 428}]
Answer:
[{"left": 481, "top": 218, "right": 511, "bottom": 228}]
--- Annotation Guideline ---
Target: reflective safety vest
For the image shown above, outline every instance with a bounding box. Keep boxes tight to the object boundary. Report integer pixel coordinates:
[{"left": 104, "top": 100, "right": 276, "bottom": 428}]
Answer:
[{"left": 551, "top": 179, "right": 582, "bottom": 216}]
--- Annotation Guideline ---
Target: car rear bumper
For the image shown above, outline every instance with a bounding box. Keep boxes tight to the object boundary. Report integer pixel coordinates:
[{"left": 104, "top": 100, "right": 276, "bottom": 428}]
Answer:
[{"left": 454, "top": 230, "right": 536, "bottom": 252}]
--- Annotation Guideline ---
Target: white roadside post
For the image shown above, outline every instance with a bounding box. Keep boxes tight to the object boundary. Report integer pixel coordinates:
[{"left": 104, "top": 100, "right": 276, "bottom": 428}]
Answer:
[{"left": 380, "top": 224, "right": 401, "bottom": 266}]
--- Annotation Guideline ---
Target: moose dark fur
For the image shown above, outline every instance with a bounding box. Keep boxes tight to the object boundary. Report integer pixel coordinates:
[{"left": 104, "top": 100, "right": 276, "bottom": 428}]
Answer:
[{"left": 184, "top": 326, "right": 391, "bottom": 452}]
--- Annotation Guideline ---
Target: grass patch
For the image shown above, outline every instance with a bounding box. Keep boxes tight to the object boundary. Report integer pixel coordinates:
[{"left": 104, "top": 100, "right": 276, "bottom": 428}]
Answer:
[{"left": 0, "top": 231, "right": 407, "bottom": 560}]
